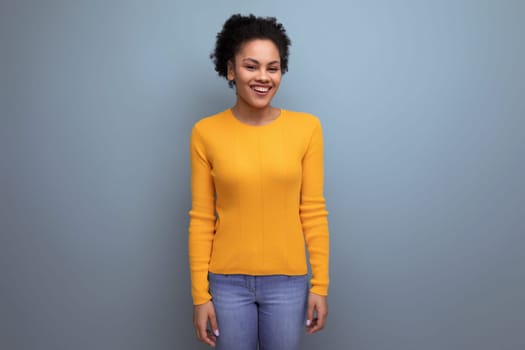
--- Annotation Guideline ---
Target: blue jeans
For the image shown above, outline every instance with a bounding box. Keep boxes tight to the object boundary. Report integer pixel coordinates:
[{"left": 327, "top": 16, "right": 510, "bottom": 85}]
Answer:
[{"left": 209, "top": 273, "right": 308, "bottom": 350}]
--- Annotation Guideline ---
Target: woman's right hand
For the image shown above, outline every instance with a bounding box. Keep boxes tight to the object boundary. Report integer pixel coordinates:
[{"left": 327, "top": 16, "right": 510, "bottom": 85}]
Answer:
[{"left": 193, "top": 301, "right": 219, "bottom": 347}]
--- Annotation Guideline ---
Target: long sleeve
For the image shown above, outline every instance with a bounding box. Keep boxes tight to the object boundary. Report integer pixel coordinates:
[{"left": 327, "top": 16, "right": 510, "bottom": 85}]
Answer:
[
  {"left": 300, "top": 120, "right": 330, "bottom": 296},
  {"left": 188, "top": 110, "right": 330, "bottom": 304},
  {"left": 188, "top": 125, "right": 215, "bottom": 305}
]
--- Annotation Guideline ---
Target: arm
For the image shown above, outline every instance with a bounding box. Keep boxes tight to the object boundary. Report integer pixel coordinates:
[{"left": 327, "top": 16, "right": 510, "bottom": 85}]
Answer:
[
  {"left": 300, "top": 119, "right": 330, "bottom": 333},
  {"left": 189, "top": 125, "right": 220, "bottom": 345},
  {"left": 188, "top": 125, "right": 215, "bottom": 304}
]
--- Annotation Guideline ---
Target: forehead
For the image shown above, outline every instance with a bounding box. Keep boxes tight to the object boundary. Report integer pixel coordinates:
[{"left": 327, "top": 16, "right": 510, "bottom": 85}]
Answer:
[{"left": 235, "top": 39, "right": 280, "bottom": 62}]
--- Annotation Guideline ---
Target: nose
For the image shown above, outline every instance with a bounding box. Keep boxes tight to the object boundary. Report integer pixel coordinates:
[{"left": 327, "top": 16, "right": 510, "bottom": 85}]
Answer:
[{"left": 256, "top": 68, "right": 270, "bottom": 82}]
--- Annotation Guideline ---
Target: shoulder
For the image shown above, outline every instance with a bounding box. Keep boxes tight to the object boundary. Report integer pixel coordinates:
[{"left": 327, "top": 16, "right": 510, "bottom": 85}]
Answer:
[
  {"left": 193, "top": 109, "right": 229, "bottom": 132},
  {"left": 282, "top": 109, "right": 323, "bottom": 130},
  {"left": 191, "top": 110, "right": 231, "bottom": 141}
]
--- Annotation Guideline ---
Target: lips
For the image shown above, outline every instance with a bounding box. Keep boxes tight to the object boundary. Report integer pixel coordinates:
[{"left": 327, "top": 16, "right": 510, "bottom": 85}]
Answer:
[{"left": 251, "top": 85, "right": 272, "bottom": 94}]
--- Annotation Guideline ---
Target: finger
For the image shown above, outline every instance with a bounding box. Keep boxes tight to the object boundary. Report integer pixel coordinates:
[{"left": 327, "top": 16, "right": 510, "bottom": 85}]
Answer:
[
  {"left": 317, "top": 301, "right": 328, "bottom": 325},
  {"left": 195, "top": 320, "right": 215, "bottom": 347},
  {"left": 305, "top": 300, "right": 315, "bottom": 328},
  {"left": 306, "top": 317, "right": 323, "bottom": 334},
  {"left": 196, "top": 323, "right": 208, "bottom": 343},
  {"left": 205, "top": 329, "right": 217, "bottom": 347},
  {"left": 313, "top": 315, "right": 326, "bottom": 332},
  {"left": 307, "top": 306, "right": 328, "bottom": 334},
  {"left": 201, "top": 331, "right": 216, "bottom": 347},
  {"left": 209, "top": 311, "right": 220, "bottom": 337}
]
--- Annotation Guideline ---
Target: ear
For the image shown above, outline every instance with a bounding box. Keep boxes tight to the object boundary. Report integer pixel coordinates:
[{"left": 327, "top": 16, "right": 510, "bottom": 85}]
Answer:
[{"left": 227, "top": 60, "right": 235, "bottom": 81}]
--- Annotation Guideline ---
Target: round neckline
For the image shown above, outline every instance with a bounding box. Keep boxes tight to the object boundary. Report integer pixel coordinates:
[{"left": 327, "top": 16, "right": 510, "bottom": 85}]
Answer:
[{"left": 227, "top": 108, "right": 284, "bottom": 128}]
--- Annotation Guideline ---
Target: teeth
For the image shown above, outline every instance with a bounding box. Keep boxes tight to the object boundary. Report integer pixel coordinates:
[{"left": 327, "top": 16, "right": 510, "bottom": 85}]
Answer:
[{"left": 253, "top": 86, "right": 270, "bottom": 93}]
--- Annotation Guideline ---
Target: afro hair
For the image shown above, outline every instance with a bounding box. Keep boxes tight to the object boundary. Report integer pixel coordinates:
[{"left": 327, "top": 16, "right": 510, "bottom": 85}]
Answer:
[{"left": 210, "top": 14, "right": 291, "bottom": 88}]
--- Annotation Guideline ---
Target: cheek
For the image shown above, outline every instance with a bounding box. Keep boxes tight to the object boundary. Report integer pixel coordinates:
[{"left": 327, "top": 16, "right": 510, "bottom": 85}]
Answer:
[
  {"left": 236, "top": 72, "right": 252, "bottom": 84},
  {"left": 273, "top": 76, "right": 282, "bottom": 88}
]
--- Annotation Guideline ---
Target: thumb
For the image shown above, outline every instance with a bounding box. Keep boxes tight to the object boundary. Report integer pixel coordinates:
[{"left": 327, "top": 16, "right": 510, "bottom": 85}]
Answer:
[
  {"left": 306, "top": 300, "right": 314, "bottom": 326},
  {"left": 209, "top": 310, "right": 219, "bottom": 337}
]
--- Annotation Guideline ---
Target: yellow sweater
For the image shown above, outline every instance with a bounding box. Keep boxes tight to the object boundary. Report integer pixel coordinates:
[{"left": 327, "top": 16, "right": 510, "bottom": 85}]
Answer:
[{"left": 189, "top": 109, "right": 329, "bottom": 305}]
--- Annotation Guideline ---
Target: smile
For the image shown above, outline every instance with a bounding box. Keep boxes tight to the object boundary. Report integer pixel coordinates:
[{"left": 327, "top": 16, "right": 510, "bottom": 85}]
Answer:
[{"left": 251, "top": 85, "right": 272, "bottom": 94}]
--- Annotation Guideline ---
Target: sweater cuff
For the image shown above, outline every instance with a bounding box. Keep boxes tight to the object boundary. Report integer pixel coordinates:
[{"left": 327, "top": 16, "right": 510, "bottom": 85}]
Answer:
[
  {"left": 309, "top": 282, "right": 329, "bottom": 296},
  {"left": 191, "top": 271, "right": 212, "bottom": 305}
]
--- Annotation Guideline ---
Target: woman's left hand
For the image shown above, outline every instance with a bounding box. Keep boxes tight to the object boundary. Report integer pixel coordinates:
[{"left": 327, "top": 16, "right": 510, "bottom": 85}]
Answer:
[{"left": 305, "top": 292, "right": 328, "bottom": 334}]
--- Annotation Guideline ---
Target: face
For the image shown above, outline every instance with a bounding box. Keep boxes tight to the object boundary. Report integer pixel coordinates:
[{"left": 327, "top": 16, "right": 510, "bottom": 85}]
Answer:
[{"left": 227, "top": 39, "right": 282, "bottom": 110}]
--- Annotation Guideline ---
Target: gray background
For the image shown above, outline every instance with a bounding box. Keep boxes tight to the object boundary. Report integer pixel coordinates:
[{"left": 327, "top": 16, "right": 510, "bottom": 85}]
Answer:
[{"left": 2, "top": 0, "right": 524, "bottom": 349}]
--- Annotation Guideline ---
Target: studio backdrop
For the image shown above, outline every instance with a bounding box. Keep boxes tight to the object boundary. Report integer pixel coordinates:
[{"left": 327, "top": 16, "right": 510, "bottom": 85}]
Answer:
[{"left": 2, "top": 1, "right": 524, "bottom": 349}]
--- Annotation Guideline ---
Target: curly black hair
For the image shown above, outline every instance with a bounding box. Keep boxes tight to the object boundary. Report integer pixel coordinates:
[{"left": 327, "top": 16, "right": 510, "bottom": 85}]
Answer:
[{"left": 210, "top": 14, "right": 291, "bottom": 88}]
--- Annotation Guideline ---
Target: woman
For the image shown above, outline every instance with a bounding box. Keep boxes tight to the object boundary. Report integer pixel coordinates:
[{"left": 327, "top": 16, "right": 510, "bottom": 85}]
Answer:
[{"left": 189, "top": 14, "right": 330, "bottom": 349}]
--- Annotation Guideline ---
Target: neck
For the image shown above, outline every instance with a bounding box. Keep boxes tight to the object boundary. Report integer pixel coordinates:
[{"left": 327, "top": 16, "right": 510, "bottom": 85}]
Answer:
[{"left": 231, "top": 100, "right": 279, "bottom": 126}]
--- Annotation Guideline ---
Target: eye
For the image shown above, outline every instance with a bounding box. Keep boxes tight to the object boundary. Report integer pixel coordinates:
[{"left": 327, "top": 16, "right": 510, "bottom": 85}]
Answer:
[
  {"left": 245, "top": 65, "right": 256, "bottom": 71},
  {"left": 268, "top": 66, "right": 280, "bottom": 73}
]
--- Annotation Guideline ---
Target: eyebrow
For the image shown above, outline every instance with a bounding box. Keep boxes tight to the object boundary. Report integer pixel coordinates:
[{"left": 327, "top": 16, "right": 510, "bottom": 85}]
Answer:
[{"left": 242, "top": 58, "right": 281, "bottom": 65}]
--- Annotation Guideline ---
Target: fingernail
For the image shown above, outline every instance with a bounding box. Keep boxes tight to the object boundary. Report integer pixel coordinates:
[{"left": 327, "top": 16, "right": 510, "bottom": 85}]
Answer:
[
  {"left": 306, "top": 320, "right": 311, "bottom": 326},
  {"left": 214, "top": 329, "right": 220, "bottom": 337}
]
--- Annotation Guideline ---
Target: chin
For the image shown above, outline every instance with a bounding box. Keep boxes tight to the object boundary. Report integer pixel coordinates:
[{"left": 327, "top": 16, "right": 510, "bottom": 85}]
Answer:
[
  {"left": 240, "top": 95, "right": 273, "bottom": 110},
  {"left": 251, "top": 101, "right": 272, "bottom": 109}
]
